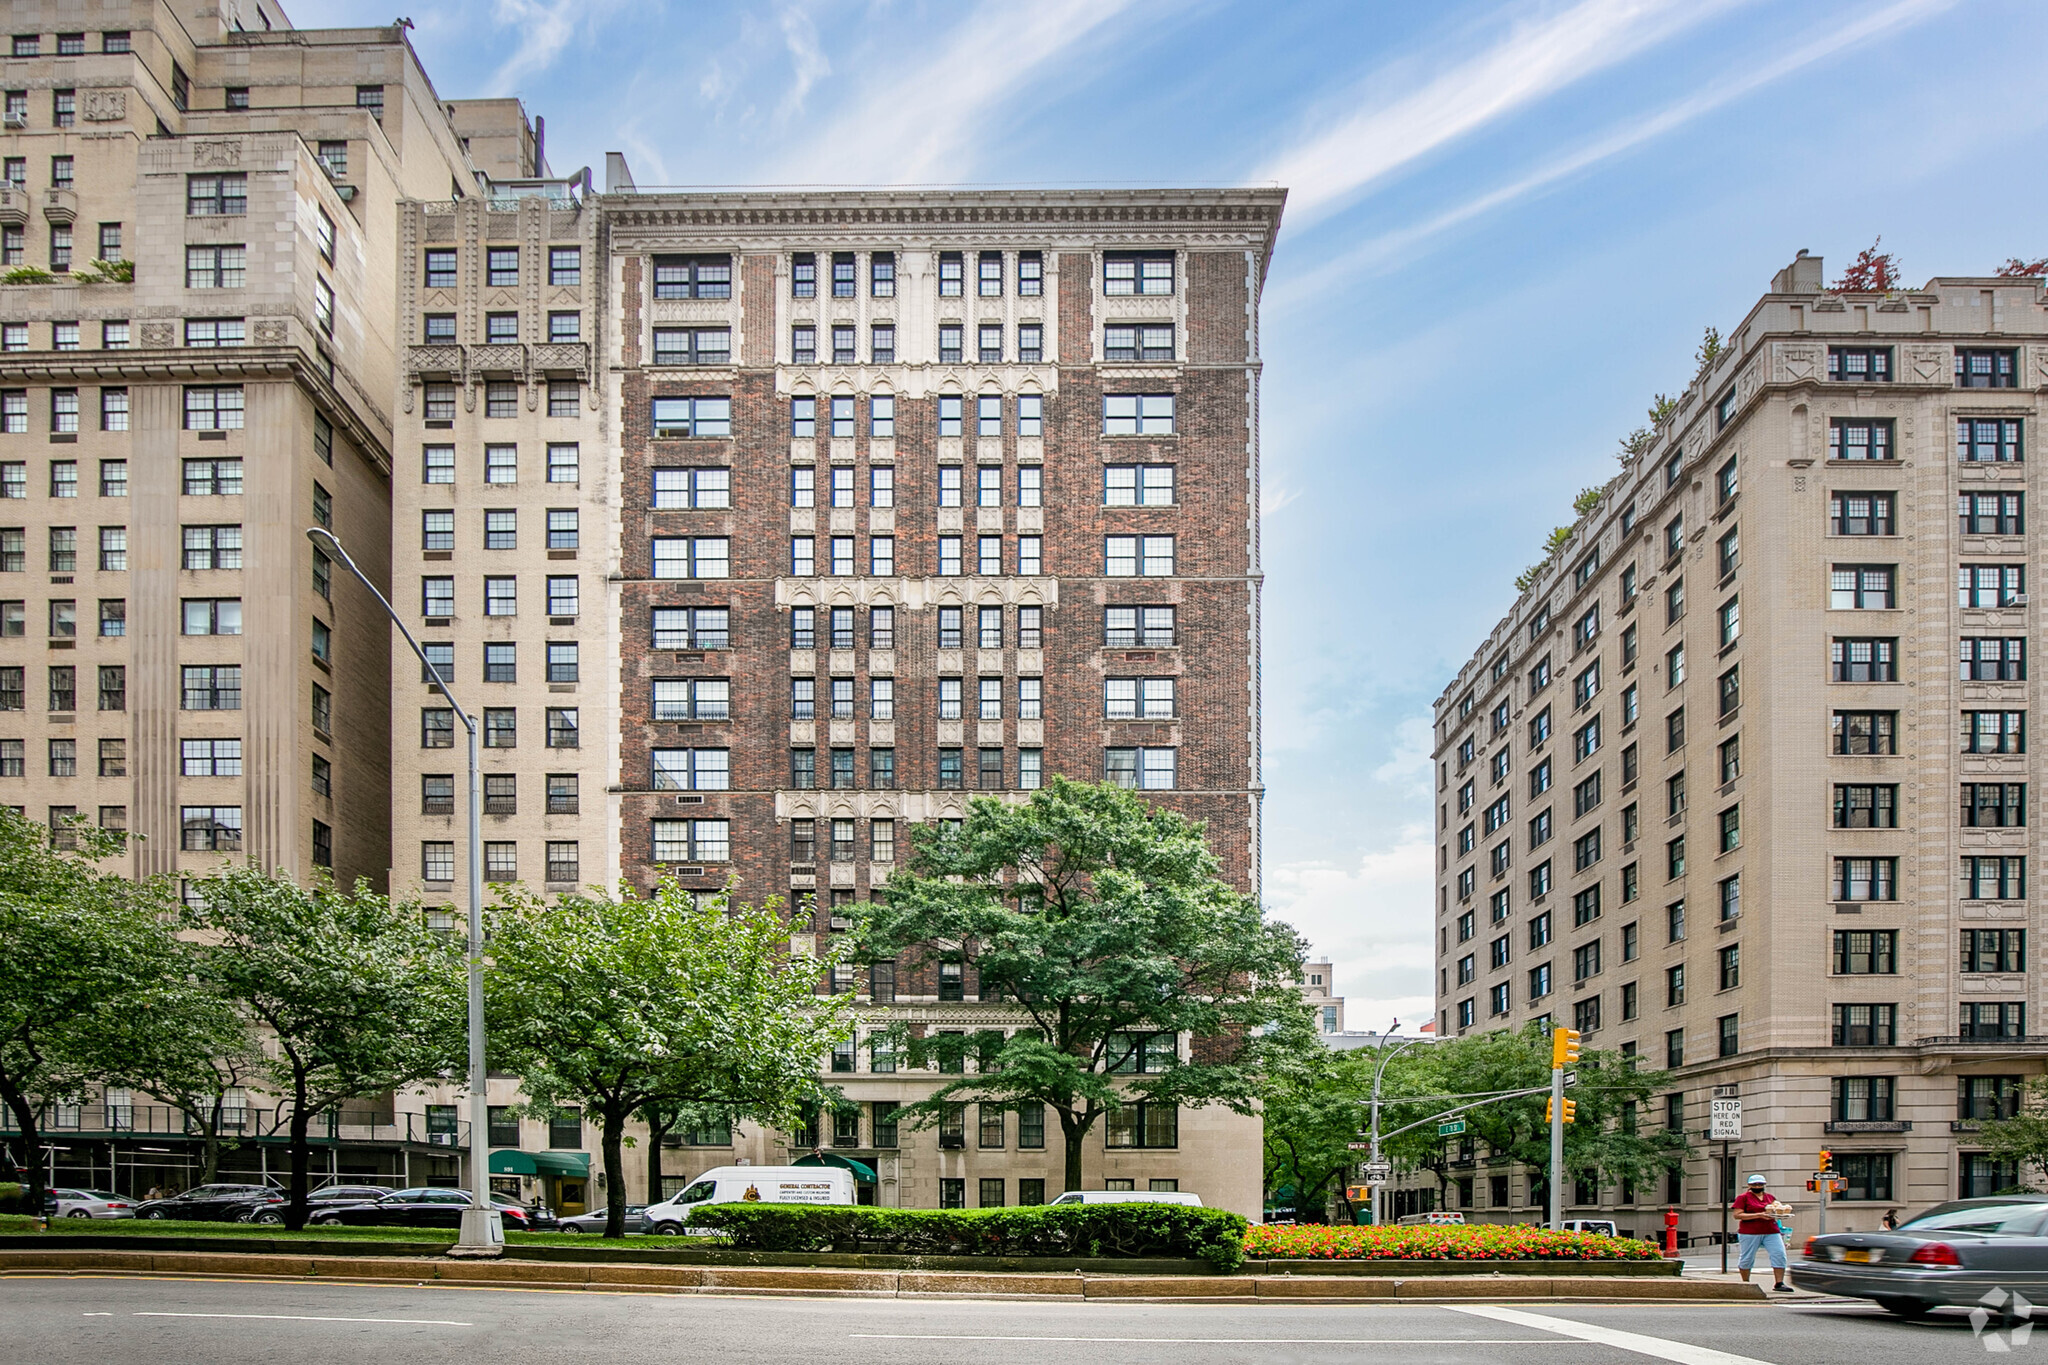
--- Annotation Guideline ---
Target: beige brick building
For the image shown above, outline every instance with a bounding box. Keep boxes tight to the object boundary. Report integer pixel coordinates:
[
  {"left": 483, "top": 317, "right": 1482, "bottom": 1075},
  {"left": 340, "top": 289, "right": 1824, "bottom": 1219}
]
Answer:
[{"left": 1432, "top": 251, "right": 2048, "bottom": 1240}]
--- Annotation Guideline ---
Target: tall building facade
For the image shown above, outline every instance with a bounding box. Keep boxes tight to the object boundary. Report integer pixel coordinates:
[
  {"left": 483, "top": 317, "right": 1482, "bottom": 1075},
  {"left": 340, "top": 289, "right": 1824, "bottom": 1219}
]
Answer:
[
  {"left": 0, "top": 4, "right": 1283, "bottom": 1222},
  {"left": 1432, "top": 251, "right": 2048, "bottom": 1238}
]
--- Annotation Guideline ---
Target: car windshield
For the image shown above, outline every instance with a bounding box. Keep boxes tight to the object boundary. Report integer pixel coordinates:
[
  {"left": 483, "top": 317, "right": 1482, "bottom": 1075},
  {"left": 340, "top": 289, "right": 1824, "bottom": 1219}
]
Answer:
[
  {"left": 1899, "top": 1203, "right": 2048, "bottom": 1235},
  {"left": 675, "top": 1180, "right": 716, "bottom": 1204}
]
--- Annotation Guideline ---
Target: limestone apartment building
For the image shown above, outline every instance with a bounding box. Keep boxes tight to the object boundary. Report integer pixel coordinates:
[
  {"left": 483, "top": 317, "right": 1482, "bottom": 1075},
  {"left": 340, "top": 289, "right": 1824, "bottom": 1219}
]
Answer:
[
  {"left": 1431, "top": 251, "right": 2048, "bottom": 1240},
  {"left": 0, "top": 1, "right": 575, "bottom": 1194},
  {"left": 471, "top": 185, "right": 1279, "bottom": 1216}
]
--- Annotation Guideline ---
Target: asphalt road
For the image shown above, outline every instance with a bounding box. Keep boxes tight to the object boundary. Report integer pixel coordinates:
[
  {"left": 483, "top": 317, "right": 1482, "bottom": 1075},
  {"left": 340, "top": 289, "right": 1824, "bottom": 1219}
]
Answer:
[{"left": 2, "top": 1275, "right": 2028, "bottom": 1365}]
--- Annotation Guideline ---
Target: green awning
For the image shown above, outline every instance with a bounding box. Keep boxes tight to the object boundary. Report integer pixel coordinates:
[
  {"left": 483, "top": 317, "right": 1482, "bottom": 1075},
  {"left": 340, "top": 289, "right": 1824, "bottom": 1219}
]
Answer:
[
  {"left": 489, "top": 1150, "right": 591, "bottom": 1178},
  {"left": 794, "top": 1152, "right": 876, "bottom": 1182}
]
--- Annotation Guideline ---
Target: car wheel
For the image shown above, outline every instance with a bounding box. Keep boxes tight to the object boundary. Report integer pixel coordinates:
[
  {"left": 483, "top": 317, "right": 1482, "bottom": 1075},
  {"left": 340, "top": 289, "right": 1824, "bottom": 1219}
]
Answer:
[
  {"left": 252, "top": 1210, "right": 283, "bottom": 1225},
  {"left": 66, "top": 1209, "right": 91, "bottom": 1218},
  {"left": 1875, "top": 1297, "right": 1933, "bottom": 1319},
  {"left": 558, "top": 1223, "right": 583, "bottom": 1233},
  {"left": 652, "top": 1221, "right": 683, "bottom": 1236},
  {"left": 141, "top": 1209, "right": 166, "bottom": 1220}
]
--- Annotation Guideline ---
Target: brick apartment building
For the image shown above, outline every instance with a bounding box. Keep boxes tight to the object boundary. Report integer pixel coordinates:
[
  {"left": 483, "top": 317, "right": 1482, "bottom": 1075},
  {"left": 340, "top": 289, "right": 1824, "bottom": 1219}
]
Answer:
[
  {"left": 1430, "top": 251, "right": 2048, "bottom": 1240},
  {"left": 0, "top": 3, "right": 1286, "bottom": 1220}
]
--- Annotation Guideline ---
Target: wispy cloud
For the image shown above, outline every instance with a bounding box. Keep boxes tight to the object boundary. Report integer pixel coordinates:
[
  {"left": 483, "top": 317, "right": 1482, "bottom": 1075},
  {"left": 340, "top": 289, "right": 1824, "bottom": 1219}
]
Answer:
[
  {"left": 1271, "top": 0, "right": 1957, "bottom": 302},
  {"left": 1253, "top": 0, "right": 1736, "bottom": 229},
  {"left": 769, "top": 0, "right": 1143, "bottom": 184},
  {"left": 774, "top": 6, "right": 832, "bottom": 126},
  {"left": 486, "top": 0, "right": 581, "bottom": 94},
  {"left": 1266, "top": 832, "right": 1438, "bottom": 1029}
]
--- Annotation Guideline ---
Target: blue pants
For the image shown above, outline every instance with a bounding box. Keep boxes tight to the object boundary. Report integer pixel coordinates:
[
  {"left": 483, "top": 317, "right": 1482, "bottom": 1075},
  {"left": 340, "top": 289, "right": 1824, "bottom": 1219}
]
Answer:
[{"left": 1737, "top": 1231, "right": 1786, "bottom": 1271}]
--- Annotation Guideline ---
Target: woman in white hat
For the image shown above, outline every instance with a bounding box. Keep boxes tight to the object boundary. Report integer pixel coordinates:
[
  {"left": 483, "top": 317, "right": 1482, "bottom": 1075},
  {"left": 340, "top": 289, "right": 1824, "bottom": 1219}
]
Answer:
[{"left": 1730, "top": 1173, "right": 1794, "bottom": 1291}]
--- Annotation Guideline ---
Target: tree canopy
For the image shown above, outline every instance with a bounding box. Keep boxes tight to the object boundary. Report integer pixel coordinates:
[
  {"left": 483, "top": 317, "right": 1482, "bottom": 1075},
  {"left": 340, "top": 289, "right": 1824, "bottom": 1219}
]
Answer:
[
  {"left": 860, "top": 778, "right": 1310, "bottom": 1192},
  {"left": 184, "top": 867, "right": 467, "bottom": 1229},
  {"left": 485, "top": 881, "right": 855, "bottom": 1236}
]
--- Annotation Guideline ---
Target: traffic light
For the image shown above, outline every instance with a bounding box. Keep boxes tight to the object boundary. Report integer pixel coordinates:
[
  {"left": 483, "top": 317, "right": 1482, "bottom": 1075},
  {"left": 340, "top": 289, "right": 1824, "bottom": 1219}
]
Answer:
[
  {"left": 1818, "top": 1149, "right": 1833, "bottom": 1174},
  {"left": 1545, "top": 1097, "right": 1577, "bottom": 1124},
  {"left": 1552, "top": 1027, "right": 1582, "bottom": 1069}
]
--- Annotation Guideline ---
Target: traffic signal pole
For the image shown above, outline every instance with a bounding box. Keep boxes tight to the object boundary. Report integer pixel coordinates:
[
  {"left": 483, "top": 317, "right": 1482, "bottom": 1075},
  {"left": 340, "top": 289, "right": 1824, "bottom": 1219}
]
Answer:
[{"left": 1548, "top": 1062, "right": 1564, "bottom": 1230}]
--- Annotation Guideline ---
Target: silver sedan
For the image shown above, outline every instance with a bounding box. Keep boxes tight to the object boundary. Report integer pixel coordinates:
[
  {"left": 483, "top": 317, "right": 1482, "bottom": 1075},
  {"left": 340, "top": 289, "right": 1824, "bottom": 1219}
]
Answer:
[
  {"left": 45, "top": 1188, "right": 137, "bottom": 1219},
  {"left": 1792, "top": 1196, "right": 2048, "bottom": 1317}
]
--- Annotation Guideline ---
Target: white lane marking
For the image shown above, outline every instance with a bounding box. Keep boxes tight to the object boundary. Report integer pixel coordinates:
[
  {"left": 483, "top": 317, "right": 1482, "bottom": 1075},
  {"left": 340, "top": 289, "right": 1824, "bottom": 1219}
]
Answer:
[
  {"left": 1452, "top": 1306, "right": 1779, "bottom": 1365},
  {"left": 847, "top": 1342, "right": 1564, "bottom": 1350},
  {"left": 133, "top": 1312, "right": 473, "bottom": 1327},
  {"left": 81, "top": 1312, "right": 112, "bottom": 1316}
]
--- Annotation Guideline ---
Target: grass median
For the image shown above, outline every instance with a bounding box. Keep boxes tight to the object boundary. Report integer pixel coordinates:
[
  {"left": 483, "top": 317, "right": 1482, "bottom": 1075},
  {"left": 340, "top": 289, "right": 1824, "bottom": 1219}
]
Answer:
[{"left": 0, "top": 1213, "right": 712, "bottom": 1247}]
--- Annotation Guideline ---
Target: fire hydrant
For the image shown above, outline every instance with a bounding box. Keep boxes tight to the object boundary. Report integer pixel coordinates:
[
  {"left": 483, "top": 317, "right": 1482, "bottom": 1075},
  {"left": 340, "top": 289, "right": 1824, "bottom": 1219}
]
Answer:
[{"left": 1663, "top": 1207, "right": 1680, "bottom": 1256}]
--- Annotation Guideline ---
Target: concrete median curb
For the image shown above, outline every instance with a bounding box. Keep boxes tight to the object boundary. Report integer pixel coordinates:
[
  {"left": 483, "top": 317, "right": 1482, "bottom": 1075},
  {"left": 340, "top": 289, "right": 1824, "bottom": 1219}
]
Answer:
[{"left": 0, "top": 1249, "right": 1769, "bottom": 1301}]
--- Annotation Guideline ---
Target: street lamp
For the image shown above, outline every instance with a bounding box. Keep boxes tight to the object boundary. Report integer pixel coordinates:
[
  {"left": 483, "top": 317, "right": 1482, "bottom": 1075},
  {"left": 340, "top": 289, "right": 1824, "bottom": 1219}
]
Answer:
[
  {"left": 1364, "top": 1021, "right": 1424, "bottom": 1227},
  {"left": 307, "top": 527, "right": 501, "bottom": 1256}
]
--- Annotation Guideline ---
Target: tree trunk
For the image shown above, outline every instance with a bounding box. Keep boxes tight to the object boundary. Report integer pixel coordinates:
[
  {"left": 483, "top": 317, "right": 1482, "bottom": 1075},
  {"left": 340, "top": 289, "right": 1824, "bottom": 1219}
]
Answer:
[
  {"left": 199, "top": 1094, "right": 224, "bottom": 1186},
  {"left": 284, "top": 1077, "right": 311, "bottom": 1232},
  {"left": 645, "top": 1117, "right": 672, "bottom": 1205},
  {"left": 1, "top": 1082, "right": 45, "bottom": 1220},
  {"left": 1063, "top": 1125, "right": 1084, "bottom": 1193},
  {"left": 602, "top": 1107, "right": 628, "bottom": 1238}
]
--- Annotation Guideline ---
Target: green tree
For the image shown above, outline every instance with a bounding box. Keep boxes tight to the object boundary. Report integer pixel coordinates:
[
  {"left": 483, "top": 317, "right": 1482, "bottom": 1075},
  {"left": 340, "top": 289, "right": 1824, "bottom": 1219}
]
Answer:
[
  {"left": 1976, "top": 1078, "right": 2048, "bottom": 1190},
  {"left": 486, "top": 882, "right": 856, "bottom": 1237},
  {"left": 0, "top": 813, "right": 182, "bottom": 1217},
  {"left": 861, "top": 778, "right": 1310, "bottom": 1193},
  {"left": 186, "top": 867, "right": 466, "bottom": 1230},
  {"left": 119, "top": 966, "right": 261, "bottom": 1186},
  {"left": 1413, "top": 1024, "right": 1687, "bottom": 1207},
  {"left": 1261, "top": 1043, "right": 1434, "bottom": 1224}
]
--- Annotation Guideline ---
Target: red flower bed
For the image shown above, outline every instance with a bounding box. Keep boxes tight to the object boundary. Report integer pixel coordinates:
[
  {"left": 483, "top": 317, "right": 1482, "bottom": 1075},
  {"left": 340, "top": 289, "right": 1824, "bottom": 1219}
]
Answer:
[{"left": 1244, "top": 1222, "right": 1659, "bottom": 1261}]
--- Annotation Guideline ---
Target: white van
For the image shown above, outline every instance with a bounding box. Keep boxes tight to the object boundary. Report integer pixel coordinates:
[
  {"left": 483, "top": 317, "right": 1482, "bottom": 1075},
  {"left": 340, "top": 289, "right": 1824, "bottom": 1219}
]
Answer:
[
  {"left": 642, "top": 1166, "right": 854, "bottom": 1234},
  {"left": 1047, "top": 1190, "right": 1203, "bottom": 1207},
  {"left": 1397, "top": 1211, "right": 1466, "bottom": 1226}
]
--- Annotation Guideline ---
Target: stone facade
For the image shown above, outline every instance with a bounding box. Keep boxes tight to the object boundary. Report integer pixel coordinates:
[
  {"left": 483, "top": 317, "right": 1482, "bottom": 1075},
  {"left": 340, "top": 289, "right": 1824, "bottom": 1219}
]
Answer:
[{"left": 1430, "top": 252, "right": 2048, "bottom": 1239}]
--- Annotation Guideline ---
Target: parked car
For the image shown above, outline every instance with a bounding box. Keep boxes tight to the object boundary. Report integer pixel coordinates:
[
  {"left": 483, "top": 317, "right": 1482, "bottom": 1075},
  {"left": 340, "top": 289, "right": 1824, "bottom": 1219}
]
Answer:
[
  {"left": 308, "top": 1187, "right": 547, "bottom": 1231},
  {"left": 133, "top": 1184, "right": 283, "bottom": 1223},
  {"left": 235, "top": 1184, "right": 398, "bottom": 1224},
  {"left": 42, "top": 1188, "right": 135, "bottom": 1220},
  {"left": 556, "top": 1205, "right": 646, "bottom": 1234},
  {"left": 1398, "top": 1211, "right": 1468, "bottom": 1226},
  {"left": 643, "top": 1166, "right": 854, "bottom": 1234},
  {"left": 1559, "top": 1218, "right": 1618, "bottom": 1237},
  {"left": 1792, "top": 1195, "right": 2048, "bottom": 1317},
  {"left": 1047, "top": 1190, "right": 1204, "bottom": 1207}
]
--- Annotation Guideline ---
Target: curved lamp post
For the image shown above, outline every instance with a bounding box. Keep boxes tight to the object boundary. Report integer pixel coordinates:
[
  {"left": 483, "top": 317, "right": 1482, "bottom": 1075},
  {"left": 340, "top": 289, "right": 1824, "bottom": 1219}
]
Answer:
[{"left": 307, "top": 527, "right": 501, "bottom": 1256}]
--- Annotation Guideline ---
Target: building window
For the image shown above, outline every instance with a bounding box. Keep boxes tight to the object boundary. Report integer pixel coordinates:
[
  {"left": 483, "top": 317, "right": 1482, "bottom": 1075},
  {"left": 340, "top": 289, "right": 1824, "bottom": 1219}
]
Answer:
[
  {"left": 1829, "top": 418, "right": 1893, "bottom": 461},
  {"left": 1104, "top": 325, "right": 1174, "bottom": 362},
  {"left": 1833, "top": 928, "right": 1897, "bottom": 973},
  {"left": 1960, "top": 1004, "right": 2027, "bottom": 1041},
  {"left": 652, "top": 327, "right": 731, "bottom": 366},
  {"left": 186, "top": 174, "right": 247, "bottom": 217},
  {"left": 1961, "top": 782, "right": 2025, "bottom": 828},
  {"left": 1829, "top": 492, "right": 1893, "bottom": 536},
  {"left": 180, "top": 806, "right": 243, "bottom": 852},
  {"left": 651, "top": 819, "right": 730, "bottom": 862},
  {"left": 1961, "top": 927, "right": 2026, "bottom": 972},
  {"left": 1832, "top": 1003, "right": 1895, "bottom": 1047},
  {"left": 1956, "top": 348, "right": 2018, "bottom": 389},
  {"left": 650, "top": 396, "right": 732, "bottom": 438},
  {"left": 651, "top": 254, "right": 732, "bottom": 300},
  {"left": 652, "top": 537, "right": 730, "bottom": 579},
  {"left": 1960, "top": 492, "right": 2025, "bottom": 536},
  {"left": 1104, "top": 747, "right": 1175, "bottom": 790},
  {"left": 1957, "top": 417, "right": 2023, "bottom": 463},
  {"left": 1962, "top": 711, "right": 2025, "bottom": 754},
  {"left": 1827, "top": 346, "right": 1891, "bottom": 382},
  {"left": 1830, "top": 637, "right": 1895, "bottom": 682},
  {"left": 1960, "top": 638, "right": 2025, "bottom": 682},
  {"left": 1960, "top": 857, "right": 2026, "bottom": 901},
  {"left": 183, "top": 387, "right": 244, "bottom": 430},
  {"left": 1959, "top": 563, "right": 2024, "bottom": 608},
  {"left": 1832, "top": 1076, "right": 1894, "bottom": 1123}
]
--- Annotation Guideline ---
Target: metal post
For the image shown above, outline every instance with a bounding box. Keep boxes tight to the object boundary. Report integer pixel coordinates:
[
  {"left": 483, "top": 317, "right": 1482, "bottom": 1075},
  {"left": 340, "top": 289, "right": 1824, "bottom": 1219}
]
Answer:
[
  {"left": 1719, "top": 1141, "right": 1730, "bottom": 1274},
  {"left": 1818, "top": 1175, "right": 1829, "bottom": 1238},
  {"left": 306, "top": 528, "right": 501, "bottom": 1257},
  {"left": 1548, "top": 1064, "right": 1564, "bottom": 1230}
]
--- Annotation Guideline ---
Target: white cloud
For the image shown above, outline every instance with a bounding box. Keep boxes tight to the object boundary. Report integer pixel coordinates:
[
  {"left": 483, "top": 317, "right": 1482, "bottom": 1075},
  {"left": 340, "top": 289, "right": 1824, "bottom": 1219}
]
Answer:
[
  {"left": 774, "top": 5, "right": 832, "bottom": 125},
  {"left": 487, "top": 0, "right": 583, "bottom": 95},
  {"left": 1252, "top": 0, "right": 1735, "bottom": 230},
  {"left": 1272, "top": 0, "right": 1958, "bottom": 301},
  {"left": 769, "top": 0, "right": 1140, "bottom": 184},
  {"left": 1267, "top": 831, "right": 1437, "bottom": 1035},
  {"left": 1260, "top": 482, "right": 1303, "bottom": 520},
  {"left": 1372, "top": 715, "right": 1435, "bottom": 799}
]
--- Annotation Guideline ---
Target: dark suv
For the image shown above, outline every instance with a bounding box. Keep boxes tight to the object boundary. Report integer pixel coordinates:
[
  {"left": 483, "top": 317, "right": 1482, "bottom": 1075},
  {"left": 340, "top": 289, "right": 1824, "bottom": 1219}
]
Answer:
[{"left": 133, "top": 1184, "right": 284, "bottom": 1223}]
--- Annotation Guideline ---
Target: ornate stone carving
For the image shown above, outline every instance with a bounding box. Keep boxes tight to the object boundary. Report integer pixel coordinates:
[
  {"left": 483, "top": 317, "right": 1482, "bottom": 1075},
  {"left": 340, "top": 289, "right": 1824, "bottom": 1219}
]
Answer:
[
  {"left": 191, "top": 140, "right": 241, "bottom": 168},
  {"left": 138, "top": 321, "right": 176, "bottom": 349},
  {"left": 1778, "top": 344, "right": 1818, "bottom": 383},
  {"left": 250, "top": 318, "right": 288, "bottom": 345},
  {"left": 1907, "top": 346, "right": 1946, "bottom": 383},
  {"left": 80, "top": 89, "right": 125, "bottom": 122}
]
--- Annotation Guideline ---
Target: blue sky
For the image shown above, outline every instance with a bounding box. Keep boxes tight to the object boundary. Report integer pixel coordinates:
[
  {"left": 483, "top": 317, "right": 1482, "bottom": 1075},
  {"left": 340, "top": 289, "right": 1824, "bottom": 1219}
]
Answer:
[{"left": 298, "top": 0, "right": 2048, "bottom": 1027}]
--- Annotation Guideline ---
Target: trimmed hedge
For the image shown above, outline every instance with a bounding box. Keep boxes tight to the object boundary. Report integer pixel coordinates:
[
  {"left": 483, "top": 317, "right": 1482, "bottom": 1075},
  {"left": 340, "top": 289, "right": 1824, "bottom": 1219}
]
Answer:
[{"left": 690, "top": 1202, "right": 1250, "bottom": 1272}]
